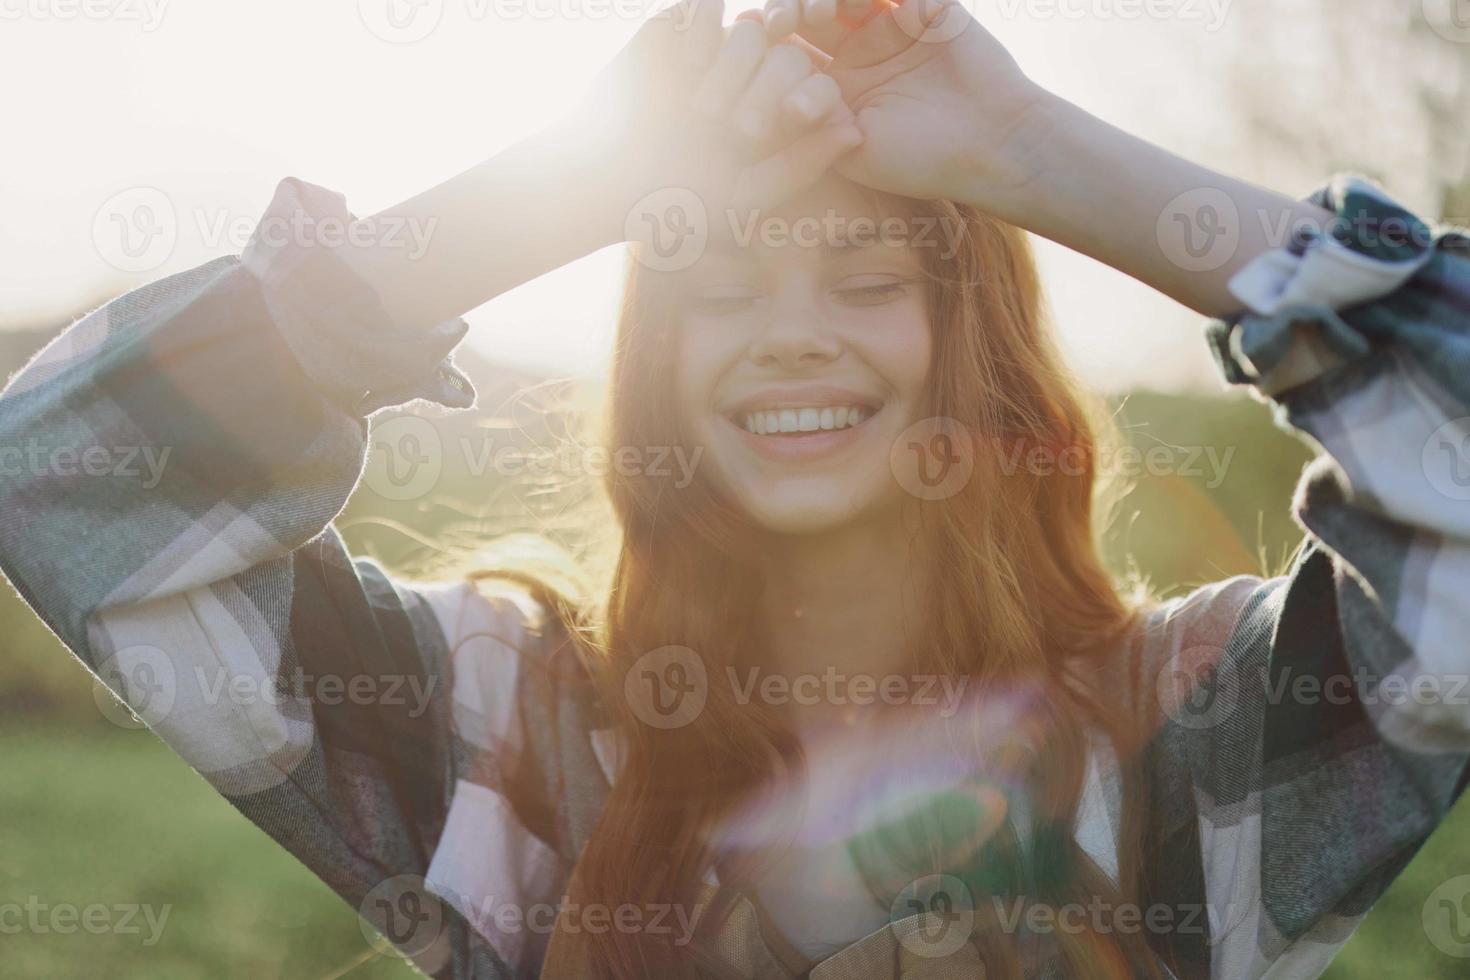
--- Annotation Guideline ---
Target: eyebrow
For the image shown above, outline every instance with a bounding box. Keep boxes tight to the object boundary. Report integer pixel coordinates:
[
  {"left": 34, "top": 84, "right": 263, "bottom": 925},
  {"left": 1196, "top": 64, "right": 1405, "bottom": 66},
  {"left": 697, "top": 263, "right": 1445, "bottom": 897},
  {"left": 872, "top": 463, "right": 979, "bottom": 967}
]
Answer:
[{"left": 702, "top": 239, "right": 902, "bottom": 260}]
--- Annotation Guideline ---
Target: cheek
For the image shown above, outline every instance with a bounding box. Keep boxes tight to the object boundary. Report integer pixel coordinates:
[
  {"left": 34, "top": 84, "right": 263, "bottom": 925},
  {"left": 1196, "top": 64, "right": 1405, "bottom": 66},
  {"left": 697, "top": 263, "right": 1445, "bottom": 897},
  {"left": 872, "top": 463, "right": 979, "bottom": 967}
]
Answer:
[
  {"left": 673, "top": 320, "right": 744, "bottom": 426},
  {"left": 855, "top": 305, "right": 933, "bottom": 407}
]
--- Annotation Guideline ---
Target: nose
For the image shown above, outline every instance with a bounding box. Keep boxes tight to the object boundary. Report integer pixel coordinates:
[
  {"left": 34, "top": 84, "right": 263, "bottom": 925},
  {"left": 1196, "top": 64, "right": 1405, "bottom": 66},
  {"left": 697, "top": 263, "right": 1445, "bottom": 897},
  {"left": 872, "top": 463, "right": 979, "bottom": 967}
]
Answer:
[{"left": 746, "top": 289, "right": 843, "bottom": 372}]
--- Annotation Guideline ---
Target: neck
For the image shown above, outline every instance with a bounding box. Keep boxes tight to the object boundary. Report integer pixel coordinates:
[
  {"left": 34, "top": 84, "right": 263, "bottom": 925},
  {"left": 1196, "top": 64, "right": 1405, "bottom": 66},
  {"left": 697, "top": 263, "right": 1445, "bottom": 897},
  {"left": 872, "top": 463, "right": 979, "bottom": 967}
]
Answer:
[{"left": 752, "top": 511, "right": 928, "bottom": 727}]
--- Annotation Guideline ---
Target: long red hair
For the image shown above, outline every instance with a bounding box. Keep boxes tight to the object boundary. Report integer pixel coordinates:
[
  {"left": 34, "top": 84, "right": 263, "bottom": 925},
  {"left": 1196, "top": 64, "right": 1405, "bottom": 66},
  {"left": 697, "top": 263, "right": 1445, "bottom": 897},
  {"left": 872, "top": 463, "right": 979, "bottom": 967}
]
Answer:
[{"left": 488, "top": 191, "right": 1163, "bottom": 977}]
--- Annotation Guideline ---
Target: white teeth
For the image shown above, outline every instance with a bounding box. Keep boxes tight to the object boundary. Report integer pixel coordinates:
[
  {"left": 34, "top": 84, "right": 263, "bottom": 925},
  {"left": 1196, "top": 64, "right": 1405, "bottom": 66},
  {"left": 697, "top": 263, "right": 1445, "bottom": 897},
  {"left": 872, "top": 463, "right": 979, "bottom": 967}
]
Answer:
[{"left": 735, "top": 404, "right": 877, "bottom": 436}]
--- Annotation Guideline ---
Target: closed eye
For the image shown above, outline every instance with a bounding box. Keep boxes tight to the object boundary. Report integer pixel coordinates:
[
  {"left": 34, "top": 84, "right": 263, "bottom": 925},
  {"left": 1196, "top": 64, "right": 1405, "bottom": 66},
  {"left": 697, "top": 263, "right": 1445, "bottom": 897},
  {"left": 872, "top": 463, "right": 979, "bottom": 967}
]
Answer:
[
  {"left": 688, "top": 289, "right": 762, "bottom": 316},
  {"left": 830, "top": 276, "right": 921, "bottom": 307}
]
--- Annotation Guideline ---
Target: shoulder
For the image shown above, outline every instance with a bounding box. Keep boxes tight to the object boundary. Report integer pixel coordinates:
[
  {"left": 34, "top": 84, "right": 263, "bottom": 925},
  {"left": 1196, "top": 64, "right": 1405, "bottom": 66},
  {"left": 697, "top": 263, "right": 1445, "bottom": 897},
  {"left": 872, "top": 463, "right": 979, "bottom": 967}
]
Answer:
[
  {"left": 1102, "top": 574, "right": 1289, "bottom": 720},
  {"left": 415, "top": 575, "right": 599, "bottom": 758}
]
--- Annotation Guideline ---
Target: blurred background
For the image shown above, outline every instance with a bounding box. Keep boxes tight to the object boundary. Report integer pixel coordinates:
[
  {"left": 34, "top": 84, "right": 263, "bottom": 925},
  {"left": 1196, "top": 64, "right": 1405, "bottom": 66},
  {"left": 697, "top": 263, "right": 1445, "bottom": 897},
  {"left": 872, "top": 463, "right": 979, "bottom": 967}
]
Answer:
[{"left": 3, "top": 0, "right": 1469, "bottom": 976}]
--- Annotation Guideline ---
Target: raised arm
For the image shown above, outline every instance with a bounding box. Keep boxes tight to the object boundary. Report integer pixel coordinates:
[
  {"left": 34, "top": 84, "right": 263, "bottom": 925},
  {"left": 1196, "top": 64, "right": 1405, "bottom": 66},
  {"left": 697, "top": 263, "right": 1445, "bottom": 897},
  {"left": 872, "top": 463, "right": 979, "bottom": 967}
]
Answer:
[
  {"left": 792, "top": 3, "right": 1470, "bottom": 973},
  {"left": 339, "top": 0, "right": 863, "bottom": 332},
  {"left": 798, "top": 0, "right": 1334, "bottom": 317},
  {"left": 0, "top": 4, "right": 865, "bottom": 975}
]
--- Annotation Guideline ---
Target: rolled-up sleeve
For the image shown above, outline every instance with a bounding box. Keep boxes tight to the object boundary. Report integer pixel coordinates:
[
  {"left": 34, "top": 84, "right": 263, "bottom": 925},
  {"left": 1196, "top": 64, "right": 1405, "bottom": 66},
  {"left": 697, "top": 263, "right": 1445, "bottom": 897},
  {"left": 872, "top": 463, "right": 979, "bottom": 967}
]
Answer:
[{"left": 1133, "top": 175, "right": 1470, "bottom": 978}]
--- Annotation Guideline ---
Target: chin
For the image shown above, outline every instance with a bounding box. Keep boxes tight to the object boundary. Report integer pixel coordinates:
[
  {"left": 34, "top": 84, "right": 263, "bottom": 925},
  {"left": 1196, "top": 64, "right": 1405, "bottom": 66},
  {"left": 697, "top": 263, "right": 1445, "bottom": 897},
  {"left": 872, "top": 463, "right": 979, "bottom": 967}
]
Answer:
[{"left": 723, "top": 475, "right": 894, "bottom": 536}]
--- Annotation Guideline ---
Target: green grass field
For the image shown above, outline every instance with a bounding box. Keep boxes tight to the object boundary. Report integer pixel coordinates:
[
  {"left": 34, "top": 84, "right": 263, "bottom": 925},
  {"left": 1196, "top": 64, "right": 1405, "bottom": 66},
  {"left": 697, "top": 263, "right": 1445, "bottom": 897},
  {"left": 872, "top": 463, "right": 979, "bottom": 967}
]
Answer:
[{"left": 0, "top": 722, "right": 418, "bottom": 979}]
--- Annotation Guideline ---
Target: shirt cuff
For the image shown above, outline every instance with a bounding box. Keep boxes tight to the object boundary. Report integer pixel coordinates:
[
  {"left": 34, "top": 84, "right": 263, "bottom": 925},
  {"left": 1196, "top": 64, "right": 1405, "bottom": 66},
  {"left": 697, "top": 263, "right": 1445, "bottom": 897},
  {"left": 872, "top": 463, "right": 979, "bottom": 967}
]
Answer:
[
  {"left": 241, "top": 177, "right": 476, "bottom": 417},
  {"left": 1206, "top": 174, "right": 1439, "bottom": 397}
]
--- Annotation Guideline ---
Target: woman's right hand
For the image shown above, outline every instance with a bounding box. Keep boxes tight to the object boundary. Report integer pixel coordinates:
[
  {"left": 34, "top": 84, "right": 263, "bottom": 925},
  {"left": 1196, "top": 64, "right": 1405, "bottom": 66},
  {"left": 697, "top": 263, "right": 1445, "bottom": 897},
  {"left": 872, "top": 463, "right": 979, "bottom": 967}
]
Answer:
[
  {"left": 566, "top": 0, "right": 864, "bottom": 227},
  {"left": 345, "top": 0, "right": 865, "bottom": 329}
]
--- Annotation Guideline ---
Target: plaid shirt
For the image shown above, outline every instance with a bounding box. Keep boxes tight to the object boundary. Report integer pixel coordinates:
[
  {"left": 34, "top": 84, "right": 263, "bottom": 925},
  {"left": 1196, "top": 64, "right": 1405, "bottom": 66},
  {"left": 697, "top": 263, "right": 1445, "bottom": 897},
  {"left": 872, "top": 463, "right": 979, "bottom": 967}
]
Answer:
[{"left": 1, "top": 174, "right": 1468, "bottom": 979}]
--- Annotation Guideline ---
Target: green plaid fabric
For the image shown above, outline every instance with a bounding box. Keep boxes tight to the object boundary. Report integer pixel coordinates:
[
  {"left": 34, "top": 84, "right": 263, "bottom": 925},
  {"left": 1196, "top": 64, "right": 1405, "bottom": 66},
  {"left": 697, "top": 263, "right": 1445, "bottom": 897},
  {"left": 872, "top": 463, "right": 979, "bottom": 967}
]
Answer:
[{"left": 1, "top": 173, "right": 1467, "bottom": 979}]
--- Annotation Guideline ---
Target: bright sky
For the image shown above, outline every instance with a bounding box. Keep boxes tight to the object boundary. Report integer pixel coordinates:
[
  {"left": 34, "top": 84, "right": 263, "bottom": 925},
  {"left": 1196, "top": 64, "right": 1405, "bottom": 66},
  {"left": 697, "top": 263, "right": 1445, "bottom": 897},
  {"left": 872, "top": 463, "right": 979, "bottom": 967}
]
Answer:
[{"left": 2, "top": 0, "right": 1287, "bottom": 390}]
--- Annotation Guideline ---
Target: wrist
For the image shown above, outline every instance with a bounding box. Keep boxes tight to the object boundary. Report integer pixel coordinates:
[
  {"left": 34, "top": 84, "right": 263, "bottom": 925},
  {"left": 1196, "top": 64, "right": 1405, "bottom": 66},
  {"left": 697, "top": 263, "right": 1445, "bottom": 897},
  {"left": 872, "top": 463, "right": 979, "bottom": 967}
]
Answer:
[
  {"left": 952, "top": 83, "right": 1070, "bottom": 226},
  {"left": 515, "top": 113, "right": 635, "bottom": 251}
]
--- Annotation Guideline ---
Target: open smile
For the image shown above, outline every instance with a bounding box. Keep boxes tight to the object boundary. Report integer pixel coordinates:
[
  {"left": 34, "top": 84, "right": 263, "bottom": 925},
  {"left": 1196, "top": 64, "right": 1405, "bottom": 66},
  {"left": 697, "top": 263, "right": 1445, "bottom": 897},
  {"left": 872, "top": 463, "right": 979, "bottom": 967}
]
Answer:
[{"left": 720, "top": 402, "right": 884, "bottom": 462}]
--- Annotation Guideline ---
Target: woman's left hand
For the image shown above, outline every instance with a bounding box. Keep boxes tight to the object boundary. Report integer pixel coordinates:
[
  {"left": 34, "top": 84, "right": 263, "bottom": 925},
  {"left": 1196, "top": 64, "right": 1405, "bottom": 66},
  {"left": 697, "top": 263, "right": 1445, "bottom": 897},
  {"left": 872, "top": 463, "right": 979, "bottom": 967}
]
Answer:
[
  {"left": 776, "top": 0, "right": 1056, "bottom": 212},
  {"left": 777, "top": 0, "right": 1334, "bottom": 318}
]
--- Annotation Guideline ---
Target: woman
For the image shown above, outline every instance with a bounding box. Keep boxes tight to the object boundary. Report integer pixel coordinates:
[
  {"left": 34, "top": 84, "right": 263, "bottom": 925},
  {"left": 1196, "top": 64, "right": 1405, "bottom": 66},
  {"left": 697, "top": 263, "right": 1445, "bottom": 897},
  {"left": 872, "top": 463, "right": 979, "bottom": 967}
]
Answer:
[{"left": 2, "top": 0, "right": 1467, "bottom": 976}]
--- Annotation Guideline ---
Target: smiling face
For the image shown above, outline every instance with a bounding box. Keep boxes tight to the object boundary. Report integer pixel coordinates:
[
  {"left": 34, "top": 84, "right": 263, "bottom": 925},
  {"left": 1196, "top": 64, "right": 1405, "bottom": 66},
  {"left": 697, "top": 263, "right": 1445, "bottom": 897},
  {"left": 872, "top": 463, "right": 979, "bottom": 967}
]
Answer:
[{"left": 673, "top": 177, "right": 936, "bottom": 535}]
